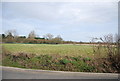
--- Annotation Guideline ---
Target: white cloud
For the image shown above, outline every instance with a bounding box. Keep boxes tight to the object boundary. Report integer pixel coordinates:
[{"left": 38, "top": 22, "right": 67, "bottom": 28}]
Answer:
[
  {"left": 1, "top": 0, "right": 119, "bottom": 2},
  {"left": 3, "top": 2, "right": 117, "bottom": 24},
  {"left": 2, "top": 19, "right": 35, "bottom": 35},
  {"left": 58, "top": 2, "right": 117, "bottom": 23}
]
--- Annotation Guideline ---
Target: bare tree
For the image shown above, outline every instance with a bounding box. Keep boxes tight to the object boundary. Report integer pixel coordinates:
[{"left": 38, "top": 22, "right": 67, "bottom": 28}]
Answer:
[
  {"left": 53, "top": 35, "right": 63, "bottom": 44},
  {"left": 55, "top": 35, "right": 63, "bottom": 41},
  {"left": 28, "top": 30, "right": 36, "bottom": 39},
  {"left": 4, "top": 30, "right": 18, "bottom": 43},
  {"left": 43, "top": 33, "right": 54, "bottom": 40},
  {"left": 5, "top": 29, "right": 18, "bottom": 37}
]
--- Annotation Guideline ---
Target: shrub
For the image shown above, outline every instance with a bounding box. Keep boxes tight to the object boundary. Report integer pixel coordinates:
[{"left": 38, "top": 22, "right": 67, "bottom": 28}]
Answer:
[
  {"left": 83, "top": 57, "right": 91, "bottom": 61},
  {"left": 60, "top": 59, "right": 71, "bottom": 65},
  {"left": 91, "top": 34, "right": 120, "bottom": 73}
]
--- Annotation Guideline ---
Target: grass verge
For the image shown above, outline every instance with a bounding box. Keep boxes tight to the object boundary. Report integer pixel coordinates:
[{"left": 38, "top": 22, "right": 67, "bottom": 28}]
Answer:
[{"left": 2, "top": 51, "right": 119, "bottom": 73}]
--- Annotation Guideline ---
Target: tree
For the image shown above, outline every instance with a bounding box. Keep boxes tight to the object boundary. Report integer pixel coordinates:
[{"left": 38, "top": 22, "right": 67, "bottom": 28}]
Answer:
[
  {"left": 5, "top": 30, "right": 18, "bottom": 38},
  {"left": 2, "top": 34, "right": 5, "bottom": 38},
  {"left": 43, "top": 33, "right": 54, "bottom": 40},
  {"left": 114, "top": 33, "right": 120, "bottom": 43},
  {"left": 28, "top": 30, "right": 36, "bottom": 39},
  {"left": 52, "top": 35, "right": 63, "bottom": 44},
  {"left": 5, "top": 30, "right": 16, "bottom": 39},
  {"left": 54, "top": 35, "right": 63, "bottom": 41},
  {"left": 4, "top": 30, "right": 18, "bottom": 43}
]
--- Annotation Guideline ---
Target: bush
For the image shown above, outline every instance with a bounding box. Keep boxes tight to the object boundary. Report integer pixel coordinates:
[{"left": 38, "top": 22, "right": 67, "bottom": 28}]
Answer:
[
  {"left": 91, "top": 34, "right": 120, "bottom": 73},
  {"left": 83, "top": 57, "right": 91, "bottom": 61},
  {"left": 60, "top": 59, "right": 71, "bottom": 65}
]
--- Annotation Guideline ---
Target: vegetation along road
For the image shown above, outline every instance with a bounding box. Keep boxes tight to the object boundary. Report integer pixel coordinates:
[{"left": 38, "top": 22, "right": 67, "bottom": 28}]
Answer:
[{"left": 2, "top": 43, "right": 119, "bottom": 73}]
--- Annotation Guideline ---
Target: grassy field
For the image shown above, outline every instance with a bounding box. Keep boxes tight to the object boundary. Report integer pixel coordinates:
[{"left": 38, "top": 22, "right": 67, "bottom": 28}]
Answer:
[
  {"left": 2, "top": 43, "right": 119, "bottom": 73},
  {"left": 2, "top": 44, "right": 95, "bottom": 57}
]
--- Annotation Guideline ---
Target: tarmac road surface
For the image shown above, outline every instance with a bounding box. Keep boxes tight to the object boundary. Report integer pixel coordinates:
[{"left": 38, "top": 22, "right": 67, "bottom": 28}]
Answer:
[{"left": 1, "top": 66, "right": 119, "bottom": 79}]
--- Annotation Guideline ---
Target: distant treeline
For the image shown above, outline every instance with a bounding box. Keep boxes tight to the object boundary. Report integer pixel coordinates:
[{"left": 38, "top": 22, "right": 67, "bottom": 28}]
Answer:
[
  {"left": 0, "top": 30, "right": 81, "bottom": 44},
  {"left": 1, "top": 30, "right": 118, "bottom": 44},
  {"left": 1, "top": 34, "right": 85, "bottom": 44}
]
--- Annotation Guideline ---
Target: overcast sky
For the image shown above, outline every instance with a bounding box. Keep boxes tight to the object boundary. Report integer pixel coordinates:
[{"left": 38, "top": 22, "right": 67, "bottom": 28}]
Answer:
[{"left": 1, "top": 2, "right": 118, "bottom": 42}]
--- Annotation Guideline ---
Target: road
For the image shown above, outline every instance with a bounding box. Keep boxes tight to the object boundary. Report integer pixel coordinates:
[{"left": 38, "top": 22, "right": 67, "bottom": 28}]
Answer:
[{"left": 1, "top": 66, "right": 119, "bottom": 79}]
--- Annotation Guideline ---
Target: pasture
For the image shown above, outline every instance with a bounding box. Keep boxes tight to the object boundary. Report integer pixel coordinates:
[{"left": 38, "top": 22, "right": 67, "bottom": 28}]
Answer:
[{"left": 2, "top": 44, "right": 106, "bottom": 58}]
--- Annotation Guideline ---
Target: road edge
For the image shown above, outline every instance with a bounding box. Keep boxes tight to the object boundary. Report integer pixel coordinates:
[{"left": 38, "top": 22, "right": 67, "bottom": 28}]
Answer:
[{"left": 1, "top": 66, "right": 119, "bottom": 75}]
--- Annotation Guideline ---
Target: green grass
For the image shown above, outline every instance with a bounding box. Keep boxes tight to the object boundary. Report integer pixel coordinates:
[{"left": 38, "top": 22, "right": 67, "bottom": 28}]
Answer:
[
  {"left": 2, "top": 43, "right": 118, "bottom": 73},
  {"left": 2, "top": 44, "right": 95, "bottom": 57},
  {"left": 2, "top": 53, "right": 95, "bottom": 72}
]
